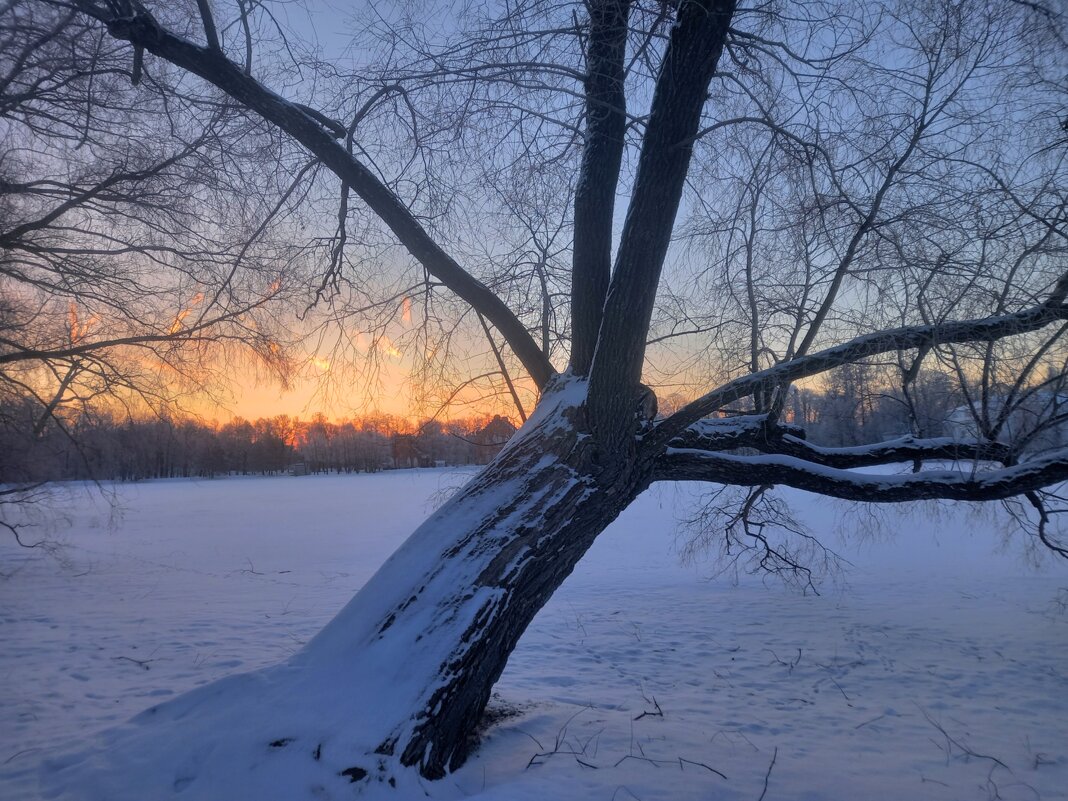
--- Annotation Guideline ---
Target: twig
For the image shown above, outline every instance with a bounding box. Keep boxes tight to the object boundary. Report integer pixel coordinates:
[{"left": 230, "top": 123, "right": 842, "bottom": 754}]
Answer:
[
  {"left": 711, "top": 728, "right": 760, "bottom": 751},
  {"left": 678, "top": 757, "right": 727, "bottom": 779},
  {"left": 919, "top": 707, "right": 1010, "bottom": 770},
  {"left": 855, "top": 713, "right": 887, "bottom": 729},
  {"left": 614, "top": 754, "right": 662, "bottom": 769},
  {"left": 4, "top": 747, "right": 43, "bottom": 765},
  {"left": 827, "top": 676, "right": 851, "bottom": 702},
  {"left": 113, "top": 655, "right": 154, "bottom": 670},
  {"left": 612, "top": 754, "right": 726, "bottom": 779},
  {"left": 512, "top": 728, "right": 544, "bottom": 751},
  {"left": 526, "top": 748, "right": 588, "bottom": 769},
  {"left": 633, "top": 697, "right": 663, "bottom": 720},
  {"left": 920, "top": 775, "right": 950, "bottom": 787},
  {"left": 758, "top": 747, "right": 778, "bottom": 801},
  {"left": 525, "top": 705, "right": 594, "bottom": 769},
  {"left": 765, "top": 648, "right": 802, "bottom": 672}
]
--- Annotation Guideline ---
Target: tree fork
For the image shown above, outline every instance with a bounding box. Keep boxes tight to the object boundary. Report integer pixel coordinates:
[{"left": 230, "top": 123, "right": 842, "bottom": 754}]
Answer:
[{"left": 587, "top": 0, "right": 736, "bottom": 446}]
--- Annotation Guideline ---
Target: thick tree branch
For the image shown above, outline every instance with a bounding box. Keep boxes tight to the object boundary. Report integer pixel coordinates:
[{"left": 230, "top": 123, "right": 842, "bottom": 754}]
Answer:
[
  {"left": 655, "top": 447, "right": 1068, "bottom": 503},
  {"left": 668, "top": 416, "right": 1011, "bottom": 467},
  {"left": 569, "top": 0, "right": 630, "bottom": 376},
  {"left": 70, "top": 0, "right": 554, "bottom": 389},
  {"left": 667, "top": 414, "right": 800, "bottom": 451},
  {"left": 761, "top": 434, "right": 1012, "bottom": 469},
  {"left": 650, "top": 293, "right": 1068, "bottom": 448},
  {"left": 193, "top": 0, "right": 220, "bottom": 51}
]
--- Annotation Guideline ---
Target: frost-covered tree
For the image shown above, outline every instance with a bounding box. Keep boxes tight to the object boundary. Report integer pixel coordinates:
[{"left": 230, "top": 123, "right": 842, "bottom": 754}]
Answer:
[{"left": 29, "top": 0, "right": 1068, "bottom": 796}]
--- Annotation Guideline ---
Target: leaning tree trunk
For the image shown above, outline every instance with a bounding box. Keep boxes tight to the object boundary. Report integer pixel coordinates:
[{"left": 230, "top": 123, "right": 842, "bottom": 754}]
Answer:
[
  {"left": 43, "top": 378, "right": 654, "bottom": 799},
  {"left": 339, "top": 380, "right": 650, "bottom": 779}
]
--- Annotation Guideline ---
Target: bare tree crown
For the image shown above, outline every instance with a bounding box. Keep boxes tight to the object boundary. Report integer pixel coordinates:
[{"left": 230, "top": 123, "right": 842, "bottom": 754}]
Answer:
[{"left": 7, "top": 0, "right": 1067, "bottom": 542}]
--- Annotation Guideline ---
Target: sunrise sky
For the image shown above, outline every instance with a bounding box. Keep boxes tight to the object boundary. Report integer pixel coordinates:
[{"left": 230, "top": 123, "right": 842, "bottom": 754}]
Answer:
[
  {"left": 205, "top": 335, "right": 537, "bottom": 424},
  {"left": 179, "top": 1, "right": 695, "bottom": 426}
]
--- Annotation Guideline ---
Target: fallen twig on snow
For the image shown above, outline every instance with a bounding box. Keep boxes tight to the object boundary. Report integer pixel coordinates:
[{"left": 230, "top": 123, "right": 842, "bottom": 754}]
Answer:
[
  {"left": 112, "top": 655, "right": 155, "bottom": 670},
  {"left": 919, "top": 707, "right": 1009, "bottom": 770},
  {"left": 758, "top": 747, "right": 778, "bottom": 801}
]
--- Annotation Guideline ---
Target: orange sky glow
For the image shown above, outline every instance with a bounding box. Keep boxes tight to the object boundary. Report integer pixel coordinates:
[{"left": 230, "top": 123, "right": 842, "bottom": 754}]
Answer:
[{"left": 199, "top": 347, "right": 534, "bottom": 425}]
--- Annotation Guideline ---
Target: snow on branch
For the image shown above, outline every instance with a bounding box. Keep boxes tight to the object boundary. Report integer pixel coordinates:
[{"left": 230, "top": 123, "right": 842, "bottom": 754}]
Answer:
[
  {"left": 667, "top": 416, "right": 1011, "bottom": 468},
  {"left": 655, "top": 446, "right": 1068, "bottom": 504},
  {"left": 754, "top": 434, "right": 1012, "bottom": 469},
  {"left": 665, "top": 414, "right": 781, "bottom": 451}
]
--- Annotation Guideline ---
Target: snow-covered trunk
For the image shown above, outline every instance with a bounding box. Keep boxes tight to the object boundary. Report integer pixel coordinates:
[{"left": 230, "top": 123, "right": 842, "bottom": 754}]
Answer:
[{"left": 293, "top": 379, "right": 648, "bottom": 780}]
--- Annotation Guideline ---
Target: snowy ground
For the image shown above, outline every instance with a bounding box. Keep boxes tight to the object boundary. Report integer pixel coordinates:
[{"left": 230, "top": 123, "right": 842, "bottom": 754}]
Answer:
[{"left": 1, "top": 470, "right": 1066, "bottom": 801}]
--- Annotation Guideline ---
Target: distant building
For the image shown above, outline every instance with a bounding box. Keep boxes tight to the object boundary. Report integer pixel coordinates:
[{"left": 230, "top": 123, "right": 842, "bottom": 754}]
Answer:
[{"left": 287, "top": 462, "right": 308, "bottom": 476}]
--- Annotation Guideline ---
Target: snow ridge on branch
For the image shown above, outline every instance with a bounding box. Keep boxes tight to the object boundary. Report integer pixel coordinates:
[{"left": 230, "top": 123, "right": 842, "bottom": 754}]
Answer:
[{"left": 656, "top": 445, "right": 1068, "bottom": 503}]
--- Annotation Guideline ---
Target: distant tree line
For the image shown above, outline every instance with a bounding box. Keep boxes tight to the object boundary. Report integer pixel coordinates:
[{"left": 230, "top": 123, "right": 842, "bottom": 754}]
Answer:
[
  {"left": 4, "top": 361, "right": 1065, "bottom": 484},
  {"left": 0, "top": 406, "right": 519, "bottom": 482}
]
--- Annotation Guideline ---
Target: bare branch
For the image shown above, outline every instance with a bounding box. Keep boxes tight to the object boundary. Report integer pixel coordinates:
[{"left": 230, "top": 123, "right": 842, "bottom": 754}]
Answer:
[
  {"left": 72, "top": 0, "right": 554, "bottom": 389},
  {"left": 652, "top": 292, "right": 1068, "bottom": 447}
]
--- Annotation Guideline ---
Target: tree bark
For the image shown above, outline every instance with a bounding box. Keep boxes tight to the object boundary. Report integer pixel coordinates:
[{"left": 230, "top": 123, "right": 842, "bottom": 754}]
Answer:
[
  {"left": 587, "top": 0, "right": 736, "bottom": 446},
  {"left": 351, "top": 382, "right": 651, "bottom": 777},
  {"left": 569, "top": 0, "right": 630, "bottom": 376}
]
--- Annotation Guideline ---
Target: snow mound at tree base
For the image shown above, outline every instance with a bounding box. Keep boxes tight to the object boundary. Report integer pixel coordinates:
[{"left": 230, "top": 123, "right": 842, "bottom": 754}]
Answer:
[{"left": 37, "top": 661, "right": 427, "bottom": 801}]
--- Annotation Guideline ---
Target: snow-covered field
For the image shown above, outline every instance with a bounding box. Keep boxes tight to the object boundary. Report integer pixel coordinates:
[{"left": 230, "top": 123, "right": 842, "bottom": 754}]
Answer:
[{"left": 1, "top": 470, "right": 1066, "bottom": 801}]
